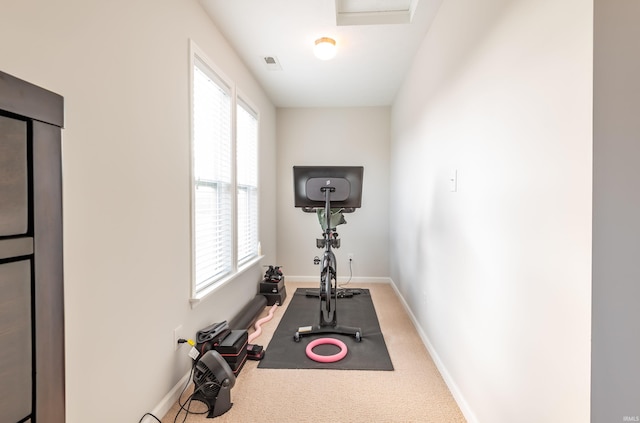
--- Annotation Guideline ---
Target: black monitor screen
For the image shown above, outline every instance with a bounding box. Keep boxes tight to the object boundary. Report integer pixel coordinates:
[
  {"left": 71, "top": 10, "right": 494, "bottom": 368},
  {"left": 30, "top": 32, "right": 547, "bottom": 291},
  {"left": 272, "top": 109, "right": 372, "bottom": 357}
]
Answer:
[{"left": 293, "top": 166, "right": 364, "bottom": 208}]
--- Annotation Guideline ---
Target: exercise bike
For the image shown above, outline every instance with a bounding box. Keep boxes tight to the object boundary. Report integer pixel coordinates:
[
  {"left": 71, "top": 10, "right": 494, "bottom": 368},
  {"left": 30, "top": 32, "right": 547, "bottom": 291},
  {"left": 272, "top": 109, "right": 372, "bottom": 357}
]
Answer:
[{"left": 292, "top": 166, "right": 364, "bottom": 343}]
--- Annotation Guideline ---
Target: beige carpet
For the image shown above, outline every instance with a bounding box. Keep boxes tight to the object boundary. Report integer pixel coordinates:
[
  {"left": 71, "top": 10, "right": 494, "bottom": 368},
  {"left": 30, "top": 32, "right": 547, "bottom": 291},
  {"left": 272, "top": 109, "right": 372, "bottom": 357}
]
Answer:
[{"left": 161, "top": 282, "right": 466, "bottom": 423}]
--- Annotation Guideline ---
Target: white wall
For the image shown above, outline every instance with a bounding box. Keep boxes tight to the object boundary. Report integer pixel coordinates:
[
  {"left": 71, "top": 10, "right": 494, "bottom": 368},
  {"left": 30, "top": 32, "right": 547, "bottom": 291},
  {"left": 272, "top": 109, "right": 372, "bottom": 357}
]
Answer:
[
  {"left": 276, "top": 107, "right": 390, "bottom": 281},
  {"left": 390, "top": 0, "right": 592, "bottom": 422},
  {"left": 0, "top": 1, "right": 276, "bottom": 422}
]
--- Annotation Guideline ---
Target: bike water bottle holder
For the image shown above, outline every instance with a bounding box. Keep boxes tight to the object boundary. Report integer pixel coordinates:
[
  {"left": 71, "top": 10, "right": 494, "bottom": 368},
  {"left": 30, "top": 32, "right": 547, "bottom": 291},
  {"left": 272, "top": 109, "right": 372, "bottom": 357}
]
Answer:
[{"left": 316, "top": 238, "right": 340, "bottom": 249}]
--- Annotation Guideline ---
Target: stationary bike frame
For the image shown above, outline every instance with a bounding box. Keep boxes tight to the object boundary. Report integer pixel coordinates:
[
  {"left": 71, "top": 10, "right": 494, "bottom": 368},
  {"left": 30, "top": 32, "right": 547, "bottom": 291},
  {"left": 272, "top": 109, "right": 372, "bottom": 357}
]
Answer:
[
  {"left": 294, "top": 186, "right": 362, "bottom": 342},
  {"left": 318, "top": 186, "right": 339, "bottom": 326}
]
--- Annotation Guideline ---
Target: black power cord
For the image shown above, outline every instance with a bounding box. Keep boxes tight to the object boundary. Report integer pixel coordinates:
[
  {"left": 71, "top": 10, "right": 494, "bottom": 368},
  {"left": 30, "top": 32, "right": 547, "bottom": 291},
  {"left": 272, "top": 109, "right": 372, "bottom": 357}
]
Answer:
[
  {"left": 138, "top": 359, "right": 205, "bottom": 423},
  {"left": 338, "top": 256, "right": 353, "bottom": 288},
  {"left": 138, "top": 412, "right": 161, "bottom": 423}
]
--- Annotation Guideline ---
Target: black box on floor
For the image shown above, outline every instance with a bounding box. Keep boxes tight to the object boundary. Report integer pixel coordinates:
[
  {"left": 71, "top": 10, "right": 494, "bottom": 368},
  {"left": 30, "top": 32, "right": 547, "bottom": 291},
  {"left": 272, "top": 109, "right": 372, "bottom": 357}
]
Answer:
[
  {"left": 214, "top": 330, "right": 249, "bottom": 376},
  {"left": 215, "top": 330, "right": 248, "bottom": 358},
  {"left": 228, "top": 354, "right": 248, "bottom": 375},
  {"left": 264, "top": 286, "right": 287, "bottom": 306},
  {"left": 260, "top": 276, "right": 284, "bottom": 294}
]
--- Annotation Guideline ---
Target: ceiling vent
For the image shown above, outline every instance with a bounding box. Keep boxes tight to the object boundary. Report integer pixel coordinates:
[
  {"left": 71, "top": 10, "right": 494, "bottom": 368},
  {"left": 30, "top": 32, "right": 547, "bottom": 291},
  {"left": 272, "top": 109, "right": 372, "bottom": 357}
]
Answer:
[
  {"left": 263, "top": 56, "right": 282, "bottom": 71},
  {"left": 335, "top": 0, "right": 419, "bottom": 26}
]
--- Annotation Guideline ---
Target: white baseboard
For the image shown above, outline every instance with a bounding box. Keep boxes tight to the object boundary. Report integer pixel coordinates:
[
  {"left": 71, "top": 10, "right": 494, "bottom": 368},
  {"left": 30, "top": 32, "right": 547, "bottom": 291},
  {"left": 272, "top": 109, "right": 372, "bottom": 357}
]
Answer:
[
  {"left": 286, "top": 275, "right": 392, "bottom": 284},
  {"left": 142, "top": 369, "right": 192, "bottom": 423},
  {"left": 387, "top": 279, "right": 479, "bottom": 423}
]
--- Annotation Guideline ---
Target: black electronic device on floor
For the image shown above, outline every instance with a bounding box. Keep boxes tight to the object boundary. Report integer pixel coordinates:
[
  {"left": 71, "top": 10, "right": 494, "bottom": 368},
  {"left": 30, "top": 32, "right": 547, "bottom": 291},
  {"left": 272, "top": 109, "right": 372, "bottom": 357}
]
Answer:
[
  {"left": 191, "top": 350, "right": 235, "bottom": 418},
  {"left": 246, "top": 344, "right": 264, "bottom": 360}
]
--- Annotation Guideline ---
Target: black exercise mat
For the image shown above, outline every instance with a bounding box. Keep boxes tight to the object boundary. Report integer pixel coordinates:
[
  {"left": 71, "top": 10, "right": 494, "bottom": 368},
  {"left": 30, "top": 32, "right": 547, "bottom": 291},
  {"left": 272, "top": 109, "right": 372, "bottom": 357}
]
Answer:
[{"left": 258, "top": 288, "right": 394, "bottom": 370}]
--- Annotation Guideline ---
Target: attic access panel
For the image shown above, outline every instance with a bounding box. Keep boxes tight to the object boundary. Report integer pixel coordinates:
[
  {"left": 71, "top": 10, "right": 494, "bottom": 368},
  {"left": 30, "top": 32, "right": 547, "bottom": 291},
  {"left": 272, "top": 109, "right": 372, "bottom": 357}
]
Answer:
[{"left": 335, "top": 0, "right": 419, "bottom": 25}]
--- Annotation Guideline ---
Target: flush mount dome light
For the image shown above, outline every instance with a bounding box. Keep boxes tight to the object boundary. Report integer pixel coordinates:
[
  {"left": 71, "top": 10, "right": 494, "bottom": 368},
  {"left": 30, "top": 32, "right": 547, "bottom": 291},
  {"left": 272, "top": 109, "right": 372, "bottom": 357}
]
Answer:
[{"left": 314, "top": 37, "right": 337, "bottom": 60}]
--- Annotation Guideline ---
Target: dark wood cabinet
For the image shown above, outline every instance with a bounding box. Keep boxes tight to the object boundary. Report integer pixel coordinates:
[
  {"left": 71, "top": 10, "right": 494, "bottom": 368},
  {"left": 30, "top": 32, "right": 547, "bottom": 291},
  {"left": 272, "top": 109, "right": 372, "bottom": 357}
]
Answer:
[{"left": 1, "top": 70, "right": 65, "bottom": 422}]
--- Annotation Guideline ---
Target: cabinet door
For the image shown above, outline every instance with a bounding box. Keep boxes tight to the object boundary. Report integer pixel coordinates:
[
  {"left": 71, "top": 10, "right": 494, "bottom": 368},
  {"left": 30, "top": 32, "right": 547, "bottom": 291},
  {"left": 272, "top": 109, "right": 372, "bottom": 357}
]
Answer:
[
  {"left": 0, "top": 259, "right": 32, "bottom": 422},
  {"left": 1, "top": 69, "right": 64, "bottom": 423},
  {"left": 0, "top": 115, "right": 28, "bottom": 236}
]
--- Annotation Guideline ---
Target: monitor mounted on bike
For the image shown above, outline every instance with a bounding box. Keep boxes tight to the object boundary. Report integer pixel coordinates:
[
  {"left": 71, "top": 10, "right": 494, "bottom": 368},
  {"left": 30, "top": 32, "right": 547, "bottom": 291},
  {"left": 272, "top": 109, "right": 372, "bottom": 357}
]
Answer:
[{"left": 293, "top": 166, "right": 364, "bottom": 209}]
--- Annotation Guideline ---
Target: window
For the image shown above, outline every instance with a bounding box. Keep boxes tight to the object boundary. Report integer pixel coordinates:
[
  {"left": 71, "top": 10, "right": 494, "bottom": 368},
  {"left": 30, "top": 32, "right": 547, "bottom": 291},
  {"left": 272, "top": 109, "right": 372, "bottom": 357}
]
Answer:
[
  {"left": 191, "top": 43, "right": 259, "bottom": 298},
  {"left": 236, "top": 99, "right": 259, "bottom": 265}
]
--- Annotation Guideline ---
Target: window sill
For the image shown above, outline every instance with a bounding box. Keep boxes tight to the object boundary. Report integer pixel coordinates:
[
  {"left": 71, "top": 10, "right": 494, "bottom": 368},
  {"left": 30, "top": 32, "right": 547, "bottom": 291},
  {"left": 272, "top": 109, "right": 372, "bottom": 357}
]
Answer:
[{"left": 190, "top": 255, "right": 264, "bottom": 308}]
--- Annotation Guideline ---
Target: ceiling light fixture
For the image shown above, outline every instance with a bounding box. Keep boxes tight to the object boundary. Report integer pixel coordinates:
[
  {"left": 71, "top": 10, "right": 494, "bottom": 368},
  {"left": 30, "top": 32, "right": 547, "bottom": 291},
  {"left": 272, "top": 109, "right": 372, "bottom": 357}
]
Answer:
[{"left": 314, "top": 37, "right": 337, "bottom": 60}]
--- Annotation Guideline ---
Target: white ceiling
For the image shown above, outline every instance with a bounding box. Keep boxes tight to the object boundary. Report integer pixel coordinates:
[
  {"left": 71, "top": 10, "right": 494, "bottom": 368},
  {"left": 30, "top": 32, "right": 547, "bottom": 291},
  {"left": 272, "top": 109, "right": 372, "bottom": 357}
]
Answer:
[{"left": 199, "top": 0, "right": 442, "bottom": 108}]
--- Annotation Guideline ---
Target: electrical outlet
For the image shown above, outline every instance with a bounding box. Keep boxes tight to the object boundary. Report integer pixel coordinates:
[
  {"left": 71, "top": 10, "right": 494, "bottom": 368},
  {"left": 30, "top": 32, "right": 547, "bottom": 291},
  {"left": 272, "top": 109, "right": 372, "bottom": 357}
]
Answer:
[
  {"left": 348, "top": 253, "right": 354, "bottom": 262},
  {"left": 174, "top": 325, "right": 183, "bottom": 351}
]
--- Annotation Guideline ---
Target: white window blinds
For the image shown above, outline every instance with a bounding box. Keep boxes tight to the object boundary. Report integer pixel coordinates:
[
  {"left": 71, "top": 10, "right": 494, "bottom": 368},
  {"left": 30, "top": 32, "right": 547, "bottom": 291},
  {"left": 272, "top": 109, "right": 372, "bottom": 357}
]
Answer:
[
  {"left": 191, "top": 47, "right": 261, "bottom": 298},
  {"left": 236, "top": 99, "right": 259, "bottom": 265},
  {"left": 193, "top": 57, "right": 233, "bottom": 293}
]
